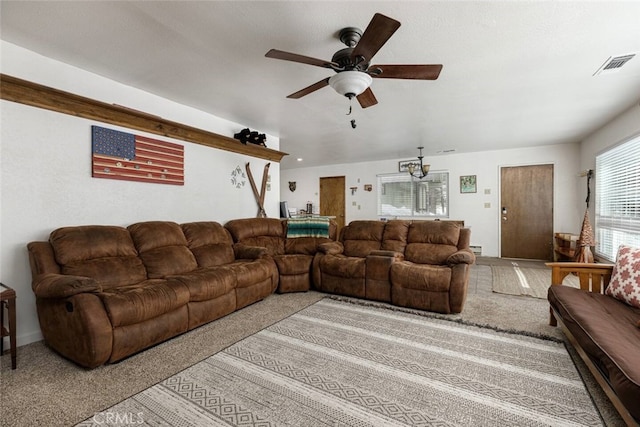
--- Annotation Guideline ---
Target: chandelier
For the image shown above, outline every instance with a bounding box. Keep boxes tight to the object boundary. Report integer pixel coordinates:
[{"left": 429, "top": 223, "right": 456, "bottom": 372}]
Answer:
[{"left": 407, "top": 146, "right": 430, "bottom": 179}]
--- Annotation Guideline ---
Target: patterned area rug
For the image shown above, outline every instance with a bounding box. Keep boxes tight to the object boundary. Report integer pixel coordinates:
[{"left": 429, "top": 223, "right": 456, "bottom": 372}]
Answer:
[
  {"left": 77, "top": 298, "right": 601, "bottom": 426},
  {"left": 492, "top": 263, "right": 580, "bottom": 299}
]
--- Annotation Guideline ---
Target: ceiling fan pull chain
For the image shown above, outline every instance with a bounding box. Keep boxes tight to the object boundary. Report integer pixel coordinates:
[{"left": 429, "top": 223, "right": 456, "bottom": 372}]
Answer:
[{"left": 346, "top": 98, "right": 353, "bottom": 115}]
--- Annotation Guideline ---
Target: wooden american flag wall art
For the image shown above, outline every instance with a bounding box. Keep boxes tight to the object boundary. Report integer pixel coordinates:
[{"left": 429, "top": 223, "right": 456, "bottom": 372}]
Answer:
[{"left": 91, "top": 125, "right": 184, "bottom": 185}]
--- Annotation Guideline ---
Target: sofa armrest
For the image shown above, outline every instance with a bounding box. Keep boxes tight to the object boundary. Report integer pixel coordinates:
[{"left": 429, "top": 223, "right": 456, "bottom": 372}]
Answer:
[
  {"left": 446, "top": 249, "right": 476, "bottom": 266},
  {"left": 317, "top": 241, "right": 344, "bottom": 255},
  {"left": 32, "top": 273, "right": 101, "bottom": 298},
  {"left": 233, "top": 243, "right": 269, "bottom": 260},
  {"left": 545, "top": 262, "right": 614, "bottom": 292}
]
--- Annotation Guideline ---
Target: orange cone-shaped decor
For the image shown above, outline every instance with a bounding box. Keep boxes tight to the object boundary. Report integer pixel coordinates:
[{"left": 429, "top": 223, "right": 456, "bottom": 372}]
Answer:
[{"left": 575, "top": 209, "right": 595, "bottom": 263}]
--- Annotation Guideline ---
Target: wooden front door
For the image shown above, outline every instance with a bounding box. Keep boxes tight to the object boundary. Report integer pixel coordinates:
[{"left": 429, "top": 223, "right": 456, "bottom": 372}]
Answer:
[
  {"left": 319, "top": 176, "right": 346, "bottom": 236},
  {"left": 500, "top": 164, "right": 554, "bottom": 260}
]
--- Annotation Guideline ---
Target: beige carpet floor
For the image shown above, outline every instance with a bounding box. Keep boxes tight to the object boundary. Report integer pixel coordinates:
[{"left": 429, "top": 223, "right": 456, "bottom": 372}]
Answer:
[{"left": 0, "top": 258, "right": 626, "bottom": 426}]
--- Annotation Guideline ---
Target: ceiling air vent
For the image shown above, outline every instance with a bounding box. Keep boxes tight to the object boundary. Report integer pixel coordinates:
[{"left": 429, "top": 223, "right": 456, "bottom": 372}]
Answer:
[{"left": 593, "top": 53, "right": 636, "bottom": 76}]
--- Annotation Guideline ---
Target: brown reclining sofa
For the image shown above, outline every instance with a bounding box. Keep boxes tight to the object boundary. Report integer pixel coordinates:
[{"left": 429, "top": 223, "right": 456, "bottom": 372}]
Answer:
[
  {"left": 313, "top": 220, "right": 475, "bottom": 314},
  {"left": 28, "top": 218, "right": 473, "bottom": 368},
  {"left": 27, "top": 221, "right": 280, "bottom": 368}
]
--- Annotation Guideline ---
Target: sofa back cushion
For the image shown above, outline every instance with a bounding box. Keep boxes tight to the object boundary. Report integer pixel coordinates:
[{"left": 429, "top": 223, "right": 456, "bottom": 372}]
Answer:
[
  {"left": 405, "top": 221, "right": 461, "bottom": 264},
  {"left": 50, "top": 225, "right": 147, "bottom": 288},
  {"left": 225, "top": 218, "right": 286, "bottom": 256},
  {"left": 181, "top": 222, "right": 235, "bottom": 267},
  {"left": 128, "top": 221, "right": 197, "bottom": 278},
  {"left": 381, "top": 220, "right": 411, "bottom": 253},
  {"left": 342, "top": 221, "right": 385, "bottom": 258}
]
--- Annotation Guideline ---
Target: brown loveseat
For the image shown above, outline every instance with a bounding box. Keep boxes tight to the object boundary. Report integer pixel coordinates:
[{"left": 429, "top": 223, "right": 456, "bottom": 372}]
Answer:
[
  {"left": 27, "top": 221, "right": 278, "bottom": 368},
  {"left": 547, "top": 262, "right": 640, "bottom": 426},
  {"left": 313, "top": 220, "right": 475, "bottom": 314}
]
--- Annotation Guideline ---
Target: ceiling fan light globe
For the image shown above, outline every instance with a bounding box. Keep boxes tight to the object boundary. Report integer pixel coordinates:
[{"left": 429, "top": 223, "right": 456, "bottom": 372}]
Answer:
[{"left": 328, "top": 71, "right": 372, "bottom": 98}]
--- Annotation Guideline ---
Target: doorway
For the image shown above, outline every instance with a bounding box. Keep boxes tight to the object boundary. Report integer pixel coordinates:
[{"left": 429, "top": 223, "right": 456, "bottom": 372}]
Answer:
[
  {"left": 319, "top": 176, "right": 346, "bottom": 236},
  {"left": 500, "top": 164, "right": 554, "bottom": 260}
]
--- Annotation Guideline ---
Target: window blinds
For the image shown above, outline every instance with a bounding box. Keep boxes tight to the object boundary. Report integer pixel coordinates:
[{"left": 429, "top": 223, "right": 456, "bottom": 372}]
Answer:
[
  {"left": 377, "top": 172, "right": 449, "bottom": 217},
  {"left": 595, "top": 135, "right": 640, "bottom": 261}
]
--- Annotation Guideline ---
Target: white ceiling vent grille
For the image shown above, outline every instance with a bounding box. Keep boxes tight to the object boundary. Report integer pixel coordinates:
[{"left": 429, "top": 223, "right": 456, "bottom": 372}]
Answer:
[{"left": 593, "top": 53, "right": 636, "bottom": 76}]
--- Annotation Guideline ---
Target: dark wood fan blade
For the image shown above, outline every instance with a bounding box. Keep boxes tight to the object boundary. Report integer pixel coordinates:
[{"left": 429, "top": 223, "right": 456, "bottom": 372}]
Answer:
[
  {"left": 266, "top": 49, "right": 336, "bottom": 69},
  {"left": 370, "top": 64, "right": 443, "bottom": 80},
  {"left": 351, "top": 13, "right": 401, "bottom": 62},
  {"left": 357, "top": 87, "right": 378, "bottom": 108},
  {"left": 286, "top": 78, "right": 330, "bottom": 99}
]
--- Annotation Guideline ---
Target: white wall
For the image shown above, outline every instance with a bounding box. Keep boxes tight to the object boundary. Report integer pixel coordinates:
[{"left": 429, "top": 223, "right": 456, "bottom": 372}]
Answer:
[
  {"left": 0, "top": 42, "right": 280, "bottom": 346},
  {"left": 281, "top": 142, "right": 582, "bottom": 258},
  {"left": 580, "top": 102, "right": 640, "bottom": 170}
]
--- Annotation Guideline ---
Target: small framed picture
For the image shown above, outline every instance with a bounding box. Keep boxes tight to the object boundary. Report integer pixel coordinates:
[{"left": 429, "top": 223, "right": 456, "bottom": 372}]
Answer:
[
  {"left": 460, "top": 175, "right": 477, "bottom": 193},
  {"left": 398, "top": 159, "right": 420, "bottom": 173}
]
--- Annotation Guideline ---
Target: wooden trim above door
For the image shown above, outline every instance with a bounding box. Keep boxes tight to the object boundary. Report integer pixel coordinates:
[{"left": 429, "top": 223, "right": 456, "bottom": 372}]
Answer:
[{"left": 0, "top": 74, "right": 287, "bottom": 162}]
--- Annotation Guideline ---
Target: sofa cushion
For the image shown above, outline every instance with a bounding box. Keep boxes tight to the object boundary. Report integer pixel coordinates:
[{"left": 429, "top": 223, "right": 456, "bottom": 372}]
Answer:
[
  {"left": 275, "top": 254, "right": 313, "bottom": 275},
  {"left": 381, "top": 220, "right": 410, "bottom": 253},
  {"left": 233, "top": 259, "right": 278, "bottom": 289},
  {"left": 225, "top": 218, "right": 286, "bottom": 256},
  {"left": 170, "top": 267, "right": 236, "bottom": 302},
  {"left": 319, "top": 255, "right": 366, "bottom": 279},
  {"left": 99, "top": 279, "right": 190, "bottom": 327},
  {"left": 342, "top": 221, "right": 385, "bottom": 258},
  {"left": 128, "top": 221, "right": 197, "bottom": 278},
  {"left": 390, "top": 262, "right": 452, "bottom": 292},
  {"left": 606, "top": 244, "right": 640, "bottom": 308},
  {"left": 405, "top": 221, "right": 461, "bottom": 264},
  {"left": 182, "top": 222, "right": 236, "bottom": 267},
  {"left": 50, "top": 226, "right": 147, "bottom": 289}
]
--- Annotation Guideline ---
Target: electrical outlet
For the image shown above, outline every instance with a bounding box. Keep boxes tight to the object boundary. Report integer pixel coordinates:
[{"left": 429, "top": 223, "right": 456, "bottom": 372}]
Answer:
[
  {"left": 484, "top": 189, "right": 491, "bottom": 195},
  {"left": 484, "top": 202, "right": 491, "bottom": 208},
  {"left": 352, "top": 201, "right": 357, "bottom": 206}
]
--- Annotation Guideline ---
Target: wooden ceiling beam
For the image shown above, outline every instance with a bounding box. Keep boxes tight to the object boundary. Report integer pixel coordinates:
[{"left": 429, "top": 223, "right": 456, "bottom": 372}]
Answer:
[{"left": 0, "top": 74, "right": 287, "bottom": 163}]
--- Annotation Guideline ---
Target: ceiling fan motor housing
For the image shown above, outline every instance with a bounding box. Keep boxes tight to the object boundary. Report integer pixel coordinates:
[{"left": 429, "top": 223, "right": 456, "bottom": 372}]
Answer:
[
  {"left": 331, "top": 48, "right": 370, "bottom": 72},
  {"left": 339, "top": 27, "right": 362, "bottom": 47}
]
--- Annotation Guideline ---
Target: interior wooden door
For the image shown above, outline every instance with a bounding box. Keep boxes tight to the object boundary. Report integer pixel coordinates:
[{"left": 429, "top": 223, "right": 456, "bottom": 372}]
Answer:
[
  {"left": 500, "top": 164, "right": 554, "bottom": 260},
  {"left": 319, "top": 176, "right": 346, "bottom": 236}
]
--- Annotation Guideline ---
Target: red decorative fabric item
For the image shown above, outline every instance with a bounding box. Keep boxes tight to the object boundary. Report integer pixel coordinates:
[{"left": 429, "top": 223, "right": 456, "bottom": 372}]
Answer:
[{"left": 606, "top": 245, "right": 640, "bottom": 308}]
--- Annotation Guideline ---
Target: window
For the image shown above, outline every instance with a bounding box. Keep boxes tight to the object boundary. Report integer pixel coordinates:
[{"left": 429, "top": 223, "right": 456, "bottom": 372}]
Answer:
[
  {"left": 595, "top": 134, "right": 640, "bottom": 261},
  {"left": 377, "top": 172, "right": 449, "bottom": 217}
]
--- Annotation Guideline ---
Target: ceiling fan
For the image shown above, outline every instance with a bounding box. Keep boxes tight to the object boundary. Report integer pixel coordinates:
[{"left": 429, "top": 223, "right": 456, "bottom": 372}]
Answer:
[{"left": 265, "top": 13, "right": 442, "bottom": 109}]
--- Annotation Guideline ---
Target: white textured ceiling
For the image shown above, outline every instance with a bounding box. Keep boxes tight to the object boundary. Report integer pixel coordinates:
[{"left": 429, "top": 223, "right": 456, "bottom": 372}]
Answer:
[{"left": 2, "top": 1, "right": 640, "bottom": 170}]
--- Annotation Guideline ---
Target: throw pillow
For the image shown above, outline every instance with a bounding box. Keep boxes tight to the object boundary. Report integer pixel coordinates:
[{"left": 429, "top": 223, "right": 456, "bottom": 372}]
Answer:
[{"left": 606, "top": 244, "right": 640, "bottom": 308}]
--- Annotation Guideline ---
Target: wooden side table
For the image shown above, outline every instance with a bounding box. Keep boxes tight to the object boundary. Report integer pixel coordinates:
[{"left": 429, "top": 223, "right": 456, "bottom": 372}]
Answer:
[{"left": 0, "top": 282, "right": 17, "bottom": 369}]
